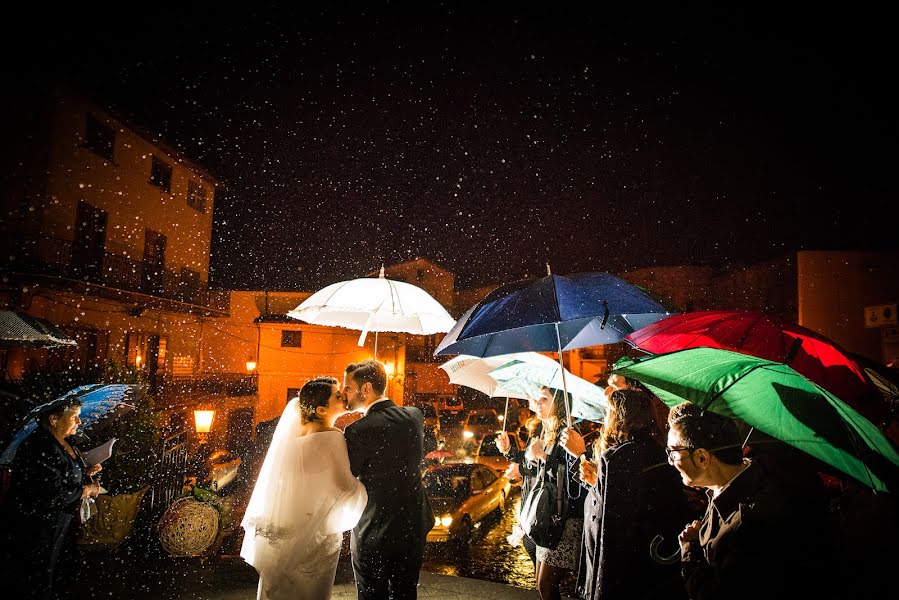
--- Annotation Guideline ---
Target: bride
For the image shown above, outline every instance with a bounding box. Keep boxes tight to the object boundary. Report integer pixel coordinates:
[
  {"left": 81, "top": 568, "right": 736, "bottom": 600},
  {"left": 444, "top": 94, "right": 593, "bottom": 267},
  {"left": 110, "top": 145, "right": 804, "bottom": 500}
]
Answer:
[{"left": 241, "top": 377, "right": 367, "bottom": 600}]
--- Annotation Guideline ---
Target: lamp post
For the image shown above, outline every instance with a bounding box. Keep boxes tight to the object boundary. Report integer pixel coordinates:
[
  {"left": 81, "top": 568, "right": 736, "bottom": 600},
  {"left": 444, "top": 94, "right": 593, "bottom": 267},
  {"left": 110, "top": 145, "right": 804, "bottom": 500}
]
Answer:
[
  {"left": 193, "top": 407, "right": 215, "bottom": 445},
  {"left": 192, "top": 405, "right": 216, "bottom": 482},
  {"left": 245, "top": 355, "right": 257, "bottom": 373}
]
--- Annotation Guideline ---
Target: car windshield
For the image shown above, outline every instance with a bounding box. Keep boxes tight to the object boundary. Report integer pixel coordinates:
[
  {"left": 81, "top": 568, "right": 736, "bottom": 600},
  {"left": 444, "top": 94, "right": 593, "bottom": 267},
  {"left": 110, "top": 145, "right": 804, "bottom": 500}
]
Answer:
[
  {"left": 445, "top": 398, "right": 461, "bottom": 406},
  {"left": 478, "top": 435, "right": 504, "bottom": 457},
  {"left": 469, "top": 413, "right": 498, "bottom": 425},
  {"left": 208, "top": 450, "right": 235, "bottom": 464},
  {"left": 423, "top": 471, "right": 470, "bottom": 498}
]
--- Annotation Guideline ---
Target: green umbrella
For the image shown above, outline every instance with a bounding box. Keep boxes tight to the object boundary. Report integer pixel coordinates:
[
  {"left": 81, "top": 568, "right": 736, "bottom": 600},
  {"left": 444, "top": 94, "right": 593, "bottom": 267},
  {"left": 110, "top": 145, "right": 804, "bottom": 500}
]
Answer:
[{"left": 613, "top": 347, "right": 899, "bottom": 492}]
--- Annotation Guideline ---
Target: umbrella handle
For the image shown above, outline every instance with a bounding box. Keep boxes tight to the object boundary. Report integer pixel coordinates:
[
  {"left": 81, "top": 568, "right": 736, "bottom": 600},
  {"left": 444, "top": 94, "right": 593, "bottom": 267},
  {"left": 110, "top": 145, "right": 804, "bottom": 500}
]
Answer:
[
  {"left": 649, "top": 534, "right": 680, "bottom": 565},
  {"left": 502, "top": 396, "right": 510, "bottom": 433},
  {"left": 784, "top": 337, "right": 803, "bottom": 365},
  {"left": 554, "top": 322, "right": 573, "bottom": 428}
]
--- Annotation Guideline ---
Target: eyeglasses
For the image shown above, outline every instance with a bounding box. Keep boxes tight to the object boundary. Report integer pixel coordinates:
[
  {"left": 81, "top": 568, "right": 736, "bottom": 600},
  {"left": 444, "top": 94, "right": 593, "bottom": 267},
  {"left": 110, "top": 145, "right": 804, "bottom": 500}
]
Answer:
[{"left": 665, "top": 446, "right": 695, "bottom": 460}]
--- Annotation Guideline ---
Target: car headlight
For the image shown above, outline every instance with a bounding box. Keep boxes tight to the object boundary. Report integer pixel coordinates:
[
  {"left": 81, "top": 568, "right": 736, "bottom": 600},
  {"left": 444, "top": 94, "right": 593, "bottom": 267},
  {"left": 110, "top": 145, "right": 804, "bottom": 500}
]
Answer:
[
  {"left": 440, "top": 515, "right": 453, "bottom": 527},
  {"left": 463, "top": 430, "right": 474, "bottom": 438},
  {"left": 497, "top": 415, "right": 504, "bottom": 421},
  {"left": 434, "top": 516, "right": 441, "bottom": 527}
]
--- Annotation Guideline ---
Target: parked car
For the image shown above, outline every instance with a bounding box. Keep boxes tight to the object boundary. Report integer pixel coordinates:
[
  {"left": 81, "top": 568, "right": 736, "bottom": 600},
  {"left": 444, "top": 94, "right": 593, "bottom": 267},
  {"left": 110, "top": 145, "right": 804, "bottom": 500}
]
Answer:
[
  {"left": 421, "top": 402, "right": 440, "bottom": 436},
  {"left": 474, "top": 431, "right": 524, "bottom": 476},
  {"left": 202, "top": 449, "right": 242, "bottom": 492},
  {"left": 438, "top": 395, "right": 465, "bottom": 415},
  {"left": 423, "top": 462, "right": 511, "bottom": 544},
  {"left": 462, "top": 408, "right": 501, "bottom": 444},
  {"left": 489, "top": 397, "right": 529, "bottom": 428}
]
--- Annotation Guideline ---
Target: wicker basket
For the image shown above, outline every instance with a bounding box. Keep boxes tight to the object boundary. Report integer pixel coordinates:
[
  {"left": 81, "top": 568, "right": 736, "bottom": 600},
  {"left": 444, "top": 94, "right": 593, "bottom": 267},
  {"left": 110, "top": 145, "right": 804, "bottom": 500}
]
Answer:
[{"left": 158, "top": 497, "right": 220, "bottom": 557}]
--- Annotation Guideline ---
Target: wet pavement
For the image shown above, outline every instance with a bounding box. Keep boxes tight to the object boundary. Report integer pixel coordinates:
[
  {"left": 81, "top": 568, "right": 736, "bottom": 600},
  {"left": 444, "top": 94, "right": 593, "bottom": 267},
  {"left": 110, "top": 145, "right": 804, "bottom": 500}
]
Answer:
[{"left": 71, "top": 537, "right": 575, "bottom": 599}]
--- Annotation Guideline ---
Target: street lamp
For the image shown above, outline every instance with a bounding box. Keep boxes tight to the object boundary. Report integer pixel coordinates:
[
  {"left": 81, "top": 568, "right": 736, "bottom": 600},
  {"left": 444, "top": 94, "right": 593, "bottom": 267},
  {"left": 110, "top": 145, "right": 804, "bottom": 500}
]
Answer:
[
  {"left": 246, "top": 355, "right": 257, "bottom": 372},
  {"left": 193, "top": 407, "right": 215, "bottom": 445}
]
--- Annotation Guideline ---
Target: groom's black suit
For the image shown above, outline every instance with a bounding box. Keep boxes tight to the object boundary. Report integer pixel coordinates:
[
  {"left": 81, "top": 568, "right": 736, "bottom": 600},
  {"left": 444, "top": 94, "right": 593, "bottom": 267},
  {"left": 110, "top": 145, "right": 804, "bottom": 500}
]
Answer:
[{"left": 344, "top": 398, "right": 434, "bottom": 599}]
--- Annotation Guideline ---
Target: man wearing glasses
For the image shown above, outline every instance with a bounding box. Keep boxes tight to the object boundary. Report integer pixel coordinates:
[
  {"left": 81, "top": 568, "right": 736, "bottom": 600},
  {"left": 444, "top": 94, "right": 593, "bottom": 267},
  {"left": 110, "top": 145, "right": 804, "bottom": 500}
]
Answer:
[{"left": 665, "top": 402, "right": 828, "bottom": 600}]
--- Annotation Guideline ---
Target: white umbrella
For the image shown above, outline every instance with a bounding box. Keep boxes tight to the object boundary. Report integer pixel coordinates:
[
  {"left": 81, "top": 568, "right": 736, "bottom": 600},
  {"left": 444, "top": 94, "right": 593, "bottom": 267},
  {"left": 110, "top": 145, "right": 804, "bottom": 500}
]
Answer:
[
  {"left": 440, "top": 353, "right": 535, "bottom": 432},
  {"left": 439, "top": 354, "right": 533, "bottom": 400},
  {"left": 488, "top": 352, "right": 608, "bottom": 422},
  {"left": 287, "top": 266, "right": 456, "bottom": 359}
]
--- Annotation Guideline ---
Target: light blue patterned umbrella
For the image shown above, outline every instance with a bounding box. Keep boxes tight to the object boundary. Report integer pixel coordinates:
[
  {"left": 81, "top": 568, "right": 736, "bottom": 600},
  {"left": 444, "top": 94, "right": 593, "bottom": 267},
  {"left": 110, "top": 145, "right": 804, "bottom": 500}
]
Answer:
[
  {"left": 1, "top": 384, "right": 139, "bottom": 464},
  {"left": 488, "top": 353, "right": 608, "bottom": 422}
]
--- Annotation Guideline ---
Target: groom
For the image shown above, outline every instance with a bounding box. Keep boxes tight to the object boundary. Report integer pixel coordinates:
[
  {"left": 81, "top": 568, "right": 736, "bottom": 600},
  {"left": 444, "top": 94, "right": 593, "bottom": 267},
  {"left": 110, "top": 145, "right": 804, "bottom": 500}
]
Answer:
[{"left": 343, "top": 359, "right": 434, "bottom": 599}]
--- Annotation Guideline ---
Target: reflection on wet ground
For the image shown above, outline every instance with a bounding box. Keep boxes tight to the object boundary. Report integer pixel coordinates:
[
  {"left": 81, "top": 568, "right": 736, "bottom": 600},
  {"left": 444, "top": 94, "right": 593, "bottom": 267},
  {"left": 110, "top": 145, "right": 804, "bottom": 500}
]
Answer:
[
  {"left": 421, "top": 490, "right": 578, "bottom": 596},
  {"left": 422, "top": 491, "right": 537, "bottom": 590}
]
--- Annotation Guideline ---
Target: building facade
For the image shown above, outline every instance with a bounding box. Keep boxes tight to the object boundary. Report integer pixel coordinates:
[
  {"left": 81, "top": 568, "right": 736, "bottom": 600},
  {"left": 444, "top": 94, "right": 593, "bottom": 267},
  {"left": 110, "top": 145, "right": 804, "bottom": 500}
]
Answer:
[{"left": 0, "top": 87, "right": 231, "bottom": 446}]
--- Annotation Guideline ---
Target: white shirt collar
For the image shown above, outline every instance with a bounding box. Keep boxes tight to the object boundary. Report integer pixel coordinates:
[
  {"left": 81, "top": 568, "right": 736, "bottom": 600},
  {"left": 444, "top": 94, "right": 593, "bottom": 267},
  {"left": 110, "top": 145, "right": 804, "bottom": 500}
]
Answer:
[{"left": 364, "top": 397, "right": 391, "bottom": 416}]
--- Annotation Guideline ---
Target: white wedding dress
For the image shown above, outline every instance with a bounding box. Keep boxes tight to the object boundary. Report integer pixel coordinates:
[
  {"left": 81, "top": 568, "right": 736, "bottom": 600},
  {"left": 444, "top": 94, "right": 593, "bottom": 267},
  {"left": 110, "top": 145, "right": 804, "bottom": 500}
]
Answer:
[{"left": 241, "top": 399, "right": 367, "bottom": 600}]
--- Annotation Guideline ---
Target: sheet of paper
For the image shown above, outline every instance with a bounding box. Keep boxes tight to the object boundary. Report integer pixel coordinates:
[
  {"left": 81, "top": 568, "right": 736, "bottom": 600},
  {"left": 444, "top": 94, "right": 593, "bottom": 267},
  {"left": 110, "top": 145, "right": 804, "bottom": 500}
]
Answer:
[{"left": 82, "top": 437, "right": 116, "bottom": 467}]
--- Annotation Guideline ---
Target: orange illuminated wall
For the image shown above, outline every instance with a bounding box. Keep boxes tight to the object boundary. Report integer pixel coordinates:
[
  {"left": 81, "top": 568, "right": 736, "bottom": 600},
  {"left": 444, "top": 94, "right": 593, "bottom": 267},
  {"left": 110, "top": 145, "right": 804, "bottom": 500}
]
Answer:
[
  {"left": 203, "top": 291, "right": 407, "bottom": 424},
  {"left": 798, "top": 250, "right": 899, "bottom": 364}
]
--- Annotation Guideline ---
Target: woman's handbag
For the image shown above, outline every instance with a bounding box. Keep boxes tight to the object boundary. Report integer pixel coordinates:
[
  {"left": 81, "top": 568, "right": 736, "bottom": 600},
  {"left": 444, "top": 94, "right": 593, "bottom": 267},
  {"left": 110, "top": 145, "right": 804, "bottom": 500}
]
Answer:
[{"left": 519, "top": 454, "right": 567, "bottom": 549}]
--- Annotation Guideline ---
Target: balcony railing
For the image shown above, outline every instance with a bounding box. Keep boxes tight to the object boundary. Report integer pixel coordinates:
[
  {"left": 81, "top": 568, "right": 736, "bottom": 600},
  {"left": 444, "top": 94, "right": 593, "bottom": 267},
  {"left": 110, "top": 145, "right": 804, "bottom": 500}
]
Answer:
[
  {"left": 406, "top": 344, "right": 442, "bottom": 363},
  {"left": 156, "top": 373, "right": 259, "bottom": 408},
  {"left": 5, "top": 235, "right": 230, "bottom": 314}
]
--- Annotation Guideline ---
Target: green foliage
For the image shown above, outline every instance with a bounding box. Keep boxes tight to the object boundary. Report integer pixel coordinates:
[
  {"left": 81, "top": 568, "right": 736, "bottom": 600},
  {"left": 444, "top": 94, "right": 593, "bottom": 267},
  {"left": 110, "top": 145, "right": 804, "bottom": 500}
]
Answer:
[
  {"left": 90, "top": 385, "right": 159, "bottom": 495},
  {"left": 99, "top": 360, "right": 147, "bottom": 385},
  {"left": 177, "top": 480, "right": 234, "bottom": 530}
]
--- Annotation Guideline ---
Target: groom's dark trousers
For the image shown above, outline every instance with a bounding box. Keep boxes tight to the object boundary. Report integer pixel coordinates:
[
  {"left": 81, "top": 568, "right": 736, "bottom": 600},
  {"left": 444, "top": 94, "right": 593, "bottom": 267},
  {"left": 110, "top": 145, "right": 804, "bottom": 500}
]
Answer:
[{"left": 345, "top": 399, "right": 434, "bottom": 600}]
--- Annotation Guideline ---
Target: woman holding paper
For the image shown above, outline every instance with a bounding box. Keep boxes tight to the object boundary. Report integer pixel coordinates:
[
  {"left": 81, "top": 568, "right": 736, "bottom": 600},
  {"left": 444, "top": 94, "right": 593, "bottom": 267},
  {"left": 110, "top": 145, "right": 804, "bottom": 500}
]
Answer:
[{"left": 1, "top": 396, "right": 101, "bottom": 600}]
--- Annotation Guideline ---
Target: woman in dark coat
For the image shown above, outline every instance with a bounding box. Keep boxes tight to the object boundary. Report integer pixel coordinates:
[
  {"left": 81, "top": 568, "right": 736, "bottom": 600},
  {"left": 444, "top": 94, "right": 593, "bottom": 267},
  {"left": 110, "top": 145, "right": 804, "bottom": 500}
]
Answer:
[
  {"left": 2, "top": 398, "right": 101, "bottom": 600},
  {"left": 529, "top": 387, "right": 586, "bottom": 600},
  {"left": 500, "top": 416, "right": 543, "bottom": 565},
  {"left": 562, "top": 389, "right": 698, "bottom": 600}
]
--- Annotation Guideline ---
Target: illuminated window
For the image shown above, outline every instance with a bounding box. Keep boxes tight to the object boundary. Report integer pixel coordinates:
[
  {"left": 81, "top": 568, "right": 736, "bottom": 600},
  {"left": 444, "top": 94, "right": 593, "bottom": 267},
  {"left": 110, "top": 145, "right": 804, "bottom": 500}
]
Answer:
[
  {"left": 171, "top": 355, "right": 195, "bottom": 378},
  {"left": 125, "top": 333, "right": 168, "bottom": 372}
]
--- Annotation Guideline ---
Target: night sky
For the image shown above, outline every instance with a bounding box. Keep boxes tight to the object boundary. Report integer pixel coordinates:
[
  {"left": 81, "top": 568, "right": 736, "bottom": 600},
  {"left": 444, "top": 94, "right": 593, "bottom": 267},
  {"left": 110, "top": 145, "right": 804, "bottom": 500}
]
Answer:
[{"left": 6, "top": 5, "right": 895, "bottom": 290}]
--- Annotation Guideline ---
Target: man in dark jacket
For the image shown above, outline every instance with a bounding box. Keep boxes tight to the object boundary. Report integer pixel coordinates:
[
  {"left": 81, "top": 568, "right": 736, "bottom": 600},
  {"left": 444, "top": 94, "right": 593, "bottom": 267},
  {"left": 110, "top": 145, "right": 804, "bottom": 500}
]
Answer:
[
  {"left": 342, "top": 360, "right": 434, "bottom": 600},
  {"left": 667, "top": 402, "right": 829, "bottom": 600}
]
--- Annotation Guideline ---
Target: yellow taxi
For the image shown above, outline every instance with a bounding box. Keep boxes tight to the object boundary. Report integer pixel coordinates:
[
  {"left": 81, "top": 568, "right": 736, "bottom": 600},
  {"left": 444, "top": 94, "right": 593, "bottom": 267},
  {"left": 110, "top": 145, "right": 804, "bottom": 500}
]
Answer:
[{"left": 423, "top": 462, "right": 511, "bottom": 544}]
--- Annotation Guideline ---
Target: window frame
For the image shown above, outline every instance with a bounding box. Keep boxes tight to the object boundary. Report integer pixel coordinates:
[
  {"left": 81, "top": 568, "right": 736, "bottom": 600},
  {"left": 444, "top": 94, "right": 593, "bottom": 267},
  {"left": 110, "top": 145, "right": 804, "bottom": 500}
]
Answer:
[
  {"left": 187, "top": 179, "right": 207, "bottom": 213},
  {"left": 149, "top": 155, "right": 173, "bottom": 193},
  {"left": 281, "top": 330, "right": 303, "bottom": 348},
  {"left": 83, "top": 113, "right": 116, "bottom": 161}
]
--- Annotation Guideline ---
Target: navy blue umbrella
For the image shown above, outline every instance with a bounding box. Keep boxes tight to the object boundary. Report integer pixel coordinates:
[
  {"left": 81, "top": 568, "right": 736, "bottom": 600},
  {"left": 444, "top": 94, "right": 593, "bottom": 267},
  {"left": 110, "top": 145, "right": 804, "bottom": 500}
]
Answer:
[
  {"left": 434, "top": 270, "right": 673, "bottom": 426},
  {"left": 435, "top": 271, "right": 673, "bottom": 358},
  {"left": 1, "top": 383, "right": 139, "bottom": 465}
]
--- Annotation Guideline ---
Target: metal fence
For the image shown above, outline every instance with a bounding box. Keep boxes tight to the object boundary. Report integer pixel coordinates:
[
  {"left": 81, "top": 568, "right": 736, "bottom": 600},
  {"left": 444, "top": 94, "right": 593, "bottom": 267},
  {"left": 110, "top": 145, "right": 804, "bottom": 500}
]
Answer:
[{"left": 149, "top": 427, "right": 190, "bottom": 514}]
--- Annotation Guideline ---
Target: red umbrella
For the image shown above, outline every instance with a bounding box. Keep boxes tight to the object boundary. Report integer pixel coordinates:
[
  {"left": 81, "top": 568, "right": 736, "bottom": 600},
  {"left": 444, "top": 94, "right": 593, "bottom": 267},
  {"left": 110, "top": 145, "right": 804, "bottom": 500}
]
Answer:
[{"left": 624, "top": 310, "right": 874, "bottom": 409}]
